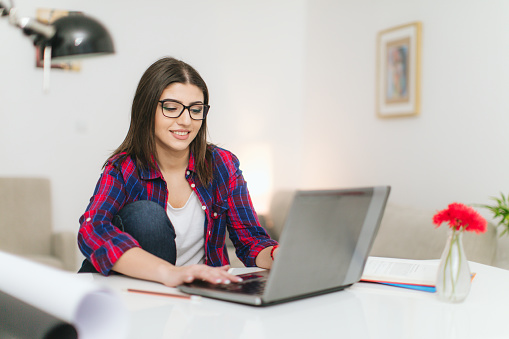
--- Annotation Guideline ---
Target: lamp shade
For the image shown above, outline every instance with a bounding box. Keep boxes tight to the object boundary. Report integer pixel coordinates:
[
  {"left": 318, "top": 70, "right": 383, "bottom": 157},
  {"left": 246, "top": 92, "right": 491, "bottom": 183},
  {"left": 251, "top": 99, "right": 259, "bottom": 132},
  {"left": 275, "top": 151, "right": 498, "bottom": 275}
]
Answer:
[{"left": 47, "top": 15, "right": 114, "bottom": 60}]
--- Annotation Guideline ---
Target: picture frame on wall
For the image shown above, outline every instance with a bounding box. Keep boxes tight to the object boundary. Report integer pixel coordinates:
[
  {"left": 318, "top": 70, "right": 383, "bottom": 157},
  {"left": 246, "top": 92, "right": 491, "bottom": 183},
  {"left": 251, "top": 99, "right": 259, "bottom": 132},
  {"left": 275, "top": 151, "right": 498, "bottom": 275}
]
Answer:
[{"left": 376, "top": 22, "right": 421, "bottom": 118}]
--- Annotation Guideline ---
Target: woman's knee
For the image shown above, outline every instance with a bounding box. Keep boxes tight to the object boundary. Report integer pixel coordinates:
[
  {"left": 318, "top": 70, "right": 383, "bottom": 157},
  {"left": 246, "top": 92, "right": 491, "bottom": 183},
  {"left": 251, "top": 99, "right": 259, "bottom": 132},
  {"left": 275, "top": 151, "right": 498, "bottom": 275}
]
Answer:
[
  {"left": 113, "top": 200, "right": 177, "bottom": 264},
  {"left": 114, "top": 200, "right": 175, "bottom": 237}
]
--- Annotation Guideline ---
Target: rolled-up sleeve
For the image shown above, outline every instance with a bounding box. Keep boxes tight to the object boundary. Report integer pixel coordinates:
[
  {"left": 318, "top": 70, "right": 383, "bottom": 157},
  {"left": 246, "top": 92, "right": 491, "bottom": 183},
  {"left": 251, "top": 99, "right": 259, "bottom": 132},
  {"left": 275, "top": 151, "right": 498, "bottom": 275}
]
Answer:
[
  {"left": 224, "top": 154, "right": 278, "bottom": 266},
  {"left": 78, "top": 165, "right": 140, "bottom": 275}
]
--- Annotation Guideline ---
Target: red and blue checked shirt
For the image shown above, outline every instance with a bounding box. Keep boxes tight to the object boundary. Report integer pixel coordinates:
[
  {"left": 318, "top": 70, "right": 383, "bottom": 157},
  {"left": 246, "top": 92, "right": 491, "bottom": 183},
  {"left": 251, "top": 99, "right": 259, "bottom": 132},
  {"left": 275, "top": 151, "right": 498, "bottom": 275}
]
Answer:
[{"left": 78, "top": 146, "right": 277, "bottom": 275}]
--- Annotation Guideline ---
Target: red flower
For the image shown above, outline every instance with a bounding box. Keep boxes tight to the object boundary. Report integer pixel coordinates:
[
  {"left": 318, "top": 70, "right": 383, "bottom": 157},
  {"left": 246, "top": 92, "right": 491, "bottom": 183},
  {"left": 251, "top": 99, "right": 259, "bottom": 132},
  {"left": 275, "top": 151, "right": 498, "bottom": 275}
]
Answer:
[{"left": 433, "top": 202, "right": 487, "bottom": 234}]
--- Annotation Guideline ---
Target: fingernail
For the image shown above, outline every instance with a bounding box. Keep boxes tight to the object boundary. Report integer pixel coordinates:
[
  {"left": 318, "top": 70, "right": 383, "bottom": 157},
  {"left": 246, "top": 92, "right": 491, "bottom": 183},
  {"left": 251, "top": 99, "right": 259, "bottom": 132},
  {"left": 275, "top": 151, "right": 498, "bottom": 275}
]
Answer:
[
  {"left": 224, "top": 279, "right": 231, "bottom": 284},
  {"left": 216, "top": 279, "right": 222, "bottom": 283}
]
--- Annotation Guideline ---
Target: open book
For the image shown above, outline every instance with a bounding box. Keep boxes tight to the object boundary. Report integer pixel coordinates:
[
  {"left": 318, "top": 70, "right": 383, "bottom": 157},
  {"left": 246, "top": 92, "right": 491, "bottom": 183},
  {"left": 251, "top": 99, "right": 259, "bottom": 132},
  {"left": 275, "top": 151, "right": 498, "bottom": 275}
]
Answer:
[{"left": 361, "top": 257, "right": 439, "bottom": 292}]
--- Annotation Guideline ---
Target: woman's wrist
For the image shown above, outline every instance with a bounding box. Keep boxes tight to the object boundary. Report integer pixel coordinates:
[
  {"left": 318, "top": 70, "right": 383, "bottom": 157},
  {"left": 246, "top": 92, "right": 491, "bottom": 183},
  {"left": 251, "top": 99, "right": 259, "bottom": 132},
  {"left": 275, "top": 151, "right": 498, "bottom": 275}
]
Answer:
[
  {"left": 156, "top": 260, "right": 176, "bottom": 283},
  {"left": 270, "top": 245, "right": 279, "bottom": 261}
]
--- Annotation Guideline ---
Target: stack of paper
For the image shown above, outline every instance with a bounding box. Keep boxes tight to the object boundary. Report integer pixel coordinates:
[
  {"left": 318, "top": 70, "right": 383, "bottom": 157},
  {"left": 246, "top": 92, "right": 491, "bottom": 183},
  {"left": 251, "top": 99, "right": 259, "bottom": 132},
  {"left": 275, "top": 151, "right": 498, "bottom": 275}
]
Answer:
[{"left": 361, "top": 256, "right": 439, "bottom": 292}]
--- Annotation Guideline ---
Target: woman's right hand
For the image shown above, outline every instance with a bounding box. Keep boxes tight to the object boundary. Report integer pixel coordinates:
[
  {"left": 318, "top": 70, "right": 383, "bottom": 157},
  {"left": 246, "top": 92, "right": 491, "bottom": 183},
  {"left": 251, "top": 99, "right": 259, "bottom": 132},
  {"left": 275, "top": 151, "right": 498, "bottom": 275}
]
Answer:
[
  {"left": 112, "top": 248, "right": 243, "bottom": 288},
  {"left": 161, "top": 264, "right": 243, "bottom": 287}
]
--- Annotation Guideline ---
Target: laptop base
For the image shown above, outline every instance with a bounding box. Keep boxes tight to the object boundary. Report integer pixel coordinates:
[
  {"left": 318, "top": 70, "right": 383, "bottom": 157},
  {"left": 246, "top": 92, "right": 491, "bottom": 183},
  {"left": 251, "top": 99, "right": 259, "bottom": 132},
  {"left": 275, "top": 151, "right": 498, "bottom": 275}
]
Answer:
[{"left": 178, "top": 282, "right": 351, "bottom": 307}]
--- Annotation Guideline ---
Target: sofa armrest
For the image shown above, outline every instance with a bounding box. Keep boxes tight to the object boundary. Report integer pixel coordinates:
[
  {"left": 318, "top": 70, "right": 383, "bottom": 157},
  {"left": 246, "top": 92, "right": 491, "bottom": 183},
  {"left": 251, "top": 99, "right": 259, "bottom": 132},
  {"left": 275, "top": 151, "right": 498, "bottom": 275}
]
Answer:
[
  {"left": 494, "top": 234, "right": 509, "bottom": 270},
  {"left": 51, "top": 232, "right": 77, "bottom": 272}
]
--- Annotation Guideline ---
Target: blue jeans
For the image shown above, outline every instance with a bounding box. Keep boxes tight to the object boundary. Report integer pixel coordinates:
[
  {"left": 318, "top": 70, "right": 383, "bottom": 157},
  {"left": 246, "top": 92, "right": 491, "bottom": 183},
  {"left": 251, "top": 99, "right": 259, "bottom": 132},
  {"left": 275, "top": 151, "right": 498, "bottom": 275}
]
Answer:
[{"left": 78, "top": 200, "right": 177, "bottom": 273}]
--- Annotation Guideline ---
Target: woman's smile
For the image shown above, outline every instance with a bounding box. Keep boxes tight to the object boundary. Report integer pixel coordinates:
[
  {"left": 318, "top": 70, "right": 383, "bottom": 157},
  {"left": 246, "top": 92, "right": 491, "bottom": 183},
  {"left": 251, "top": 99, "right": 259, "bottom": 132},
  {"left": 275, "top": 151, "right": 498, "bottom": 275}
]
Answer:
[
  {"left": 154, "top": 83, "right": 204, "bottom": 155},
  {"left": 171, "top": 129, "right": 191, "bottom": 139}
]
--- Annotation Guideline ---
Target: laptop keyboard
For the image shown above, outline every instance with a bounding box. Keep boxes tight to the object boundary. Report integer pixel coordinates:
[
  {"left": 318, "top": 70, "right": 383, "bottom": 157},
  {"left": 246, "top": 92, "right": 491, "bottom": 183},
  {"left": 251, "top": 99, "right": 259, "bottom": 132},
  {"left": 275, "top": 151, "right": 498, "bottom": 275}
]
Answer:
[
  {"left": 187, "top": 272, "right": 267, "bottom": 295},
  {"left": 220, "top": 275, "right": 266, "bottom": 295}
]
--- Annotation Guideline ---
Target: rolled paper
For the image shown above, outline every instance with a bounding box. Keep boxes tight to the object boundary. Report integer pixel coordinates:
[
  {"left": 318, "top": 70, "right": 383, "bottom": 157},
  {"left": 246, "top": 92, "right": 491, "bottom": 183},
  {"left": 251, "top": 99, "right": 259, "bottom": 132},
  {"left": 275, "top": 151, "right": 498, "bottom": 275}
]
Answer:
[
  {"left": 0, "top": 251, "right": 128, "bottom": 339},
  {"left": 0, "top": 290, "right": 77, "bottom": 339}
]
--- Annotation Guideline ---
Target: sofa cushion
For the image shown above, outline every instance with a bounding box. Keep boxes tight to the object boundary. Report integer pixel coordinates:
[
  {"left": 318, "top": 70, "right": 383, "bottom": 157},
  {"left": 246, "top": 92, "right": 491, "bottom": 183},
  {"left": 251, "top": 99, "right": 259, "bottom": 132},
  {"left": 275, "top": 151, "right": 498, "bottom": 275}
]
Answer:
[
  {"left": 494, "top": 233, "right": 509, "bottom": 269},
  {"left": 370, "top": 203, "right": 497, "bottom": 266},
  {"left": 0, "top": 178, "right": 53, "bottom": 256}
]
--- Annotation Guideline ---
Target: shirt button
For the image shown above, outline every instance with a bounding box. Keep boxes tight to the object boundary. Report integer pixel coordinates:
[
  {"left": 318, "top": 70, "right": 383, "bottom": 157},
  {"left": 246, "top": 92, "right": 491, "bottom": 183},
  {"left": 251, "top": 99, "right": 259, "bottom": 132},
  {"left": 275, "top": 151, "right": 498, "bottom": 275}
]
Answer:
[
  {"left": 213, "top": 212, "right": 218, "bottom": 217},
  {"left": 186, "top": 171, "right": 190, "bottom": 176},
  {"left": 86, "top": 217, "right": 91, "bottom": 222},
  {"left": 202, "top": 205, "right": 206, "bottom": 210},
  {"left": 191, "top": 184, "right": 196, "bottom": 188}
]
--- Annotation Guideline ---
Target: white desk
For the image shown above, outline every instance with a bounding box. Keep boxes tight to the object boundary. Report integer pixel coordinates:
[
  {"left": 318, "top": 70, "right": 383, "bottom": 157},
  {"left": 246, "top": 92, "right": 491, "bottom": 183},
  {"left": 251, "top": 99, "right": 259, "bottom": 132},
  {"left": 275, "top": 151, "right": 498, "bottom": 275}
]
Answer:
[{"left": 78, "top": 262, "right": 509, "bottom": 339}]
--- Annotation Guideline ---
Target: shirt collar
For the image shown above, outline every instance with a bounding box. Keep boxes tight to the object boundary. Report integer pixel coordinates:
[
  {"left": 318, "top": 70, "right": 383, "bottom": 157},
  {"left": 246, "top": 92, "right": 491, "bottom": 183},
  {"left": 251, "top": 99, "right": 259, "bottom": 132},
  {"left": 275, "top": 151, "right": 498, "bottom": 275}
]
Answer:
[
  {"left": 139, "top": 155, "right": 162, "bottom": 180},
  {"left": 139, "top": 153, "right": 197, "bottom": 180},
  {"left": 187, "top": 152, "right": 197, "bottom": 174}
]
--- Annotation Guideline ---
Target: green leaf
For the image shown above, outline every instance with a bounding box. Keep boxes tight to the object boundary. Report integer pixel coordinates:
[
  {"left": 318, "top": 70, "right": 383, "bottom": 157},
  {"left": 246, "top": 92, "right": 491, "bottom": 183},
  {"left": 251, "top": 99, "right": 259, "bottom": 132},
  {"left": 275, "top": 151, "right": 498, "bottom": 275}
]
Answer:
[{"left": 478, "top": 192, "right": 509, "bottom": 237}]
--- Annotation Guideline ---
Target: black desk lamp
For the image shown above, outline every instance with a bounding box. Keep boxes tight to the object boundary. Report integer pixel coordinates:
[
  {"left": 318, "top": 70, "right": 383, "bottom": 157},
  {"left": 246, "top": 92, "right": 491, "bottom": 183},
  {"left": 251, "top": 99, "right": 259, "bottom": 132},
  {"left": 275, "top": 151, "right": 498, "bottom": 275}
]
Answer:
[
  {"left": 37, "top": 14, "right": 115, "bottom": 61},
  {"left": 1, "top": 0, "right": 114, "bottom": 89}
]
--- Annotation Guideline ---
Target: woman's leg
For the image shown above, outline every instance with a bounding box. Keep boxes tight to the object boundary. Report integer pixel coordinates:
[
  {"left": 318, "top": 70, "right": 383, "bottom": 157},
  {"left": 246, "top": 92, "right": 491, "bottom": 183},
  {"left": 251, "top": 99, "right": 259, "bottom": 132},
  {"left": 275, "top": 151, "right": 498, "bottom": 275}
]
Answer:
[{"left": 78, "top": 200, "right": 176, "bottom": 273}]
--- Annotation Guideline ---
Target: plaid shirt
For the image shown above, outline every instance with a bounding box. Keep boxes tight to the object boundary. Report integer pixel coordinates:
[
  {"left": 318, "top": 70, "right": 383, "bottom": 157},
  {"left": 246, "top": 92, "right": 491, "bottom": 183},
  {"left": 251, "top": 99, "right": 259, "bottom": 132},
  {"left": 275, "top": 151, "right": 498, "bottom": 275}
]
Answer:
[{"left": 78, "top": 146, "right": 277, "bottom": 275}]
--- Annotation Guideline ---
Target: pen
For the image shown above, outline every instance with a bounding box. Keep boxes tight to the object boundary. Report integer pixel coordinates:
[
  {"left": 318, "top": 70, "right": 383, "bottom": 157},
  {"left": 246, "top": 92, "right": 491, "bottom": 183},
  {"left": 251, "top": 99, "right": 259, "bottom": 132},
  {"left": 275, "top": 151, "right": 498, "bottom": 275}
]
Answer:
[{"left": 126, "top": 288, "right": 200, "bottom": 301}]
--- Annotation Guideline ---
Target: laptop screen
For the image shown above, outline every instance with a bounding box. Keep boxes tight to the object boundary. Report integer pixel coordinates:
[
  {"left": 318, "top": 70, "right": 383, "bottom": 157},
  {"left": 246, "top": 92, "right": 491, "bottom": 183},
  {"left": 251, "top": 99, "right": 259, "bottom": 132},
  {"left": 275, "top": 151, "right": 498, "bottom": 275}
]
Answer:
[{"left": 264, "top": 186, "right": 389, "bottom": 301}]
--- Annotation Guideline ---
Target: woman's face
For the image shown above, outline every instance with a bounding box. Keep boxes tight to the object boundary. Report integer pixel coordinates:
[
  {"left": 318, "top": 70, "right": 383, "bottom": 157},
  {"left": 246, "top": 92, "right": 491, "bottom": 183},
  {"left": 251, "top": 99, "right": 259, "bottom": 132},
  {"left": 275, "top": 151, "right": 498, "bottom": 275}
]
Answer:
[{"left": 154, "top": 82, "right": 204, "bottom": 158}]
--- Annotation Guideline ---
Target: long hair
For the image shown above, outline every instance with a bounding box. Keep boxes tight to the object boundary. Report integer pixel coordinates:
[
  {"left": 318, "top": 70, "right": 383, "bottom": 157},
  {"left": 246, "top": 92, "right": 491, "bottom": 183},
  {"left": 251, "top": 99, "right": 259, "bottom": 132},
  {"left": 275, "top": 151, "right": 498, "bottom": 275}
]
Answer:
[{"left": 108, "top": 57, "right": 213, "bottom": 186}]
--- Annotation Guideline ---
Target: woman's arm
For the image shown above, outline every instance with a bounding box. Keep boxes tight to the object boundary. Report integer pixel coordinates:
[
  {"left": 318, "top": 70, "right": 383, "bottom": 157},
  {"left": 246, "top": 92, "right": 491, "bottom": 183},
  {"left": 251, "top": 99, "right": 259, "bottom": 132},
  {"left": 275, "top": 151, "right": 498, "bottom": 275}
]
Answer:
[
  {"left": 78, "top": 164, "right": 139, "bottom": 275},
  {"left": 112, "top": 247, "right": 242, "bottom": 287},
  {"left": 255, "top": 246, "right": 279, "bottom": 269},
  {"left": 217, "top": 150, "right": 279, "bottom": 267}
]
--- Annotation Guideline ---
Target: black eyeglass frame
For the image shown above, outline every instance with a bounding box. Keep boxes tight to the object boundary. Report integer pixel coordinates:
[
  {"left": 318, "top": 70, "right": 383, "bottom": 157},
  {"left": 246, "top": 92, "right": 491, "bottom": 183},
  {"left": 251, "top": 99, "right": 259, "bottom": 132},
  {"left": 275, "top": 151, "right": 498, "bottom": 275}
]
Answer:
[{"left": 158, "top": 99, "right": 210, "bottom": 121}]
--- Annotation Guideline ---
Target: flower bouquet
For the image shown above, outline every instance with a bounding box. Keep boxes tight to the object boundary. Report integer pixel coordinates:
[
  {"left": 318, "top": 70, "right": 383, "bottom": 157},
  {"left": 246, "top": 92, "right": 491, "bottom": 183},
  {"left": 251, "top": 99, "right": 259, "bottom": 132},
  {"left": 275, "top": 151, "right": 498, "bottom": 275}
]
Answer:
[{"left": 432, "top": 203, "right": 487, "bottom": 302}]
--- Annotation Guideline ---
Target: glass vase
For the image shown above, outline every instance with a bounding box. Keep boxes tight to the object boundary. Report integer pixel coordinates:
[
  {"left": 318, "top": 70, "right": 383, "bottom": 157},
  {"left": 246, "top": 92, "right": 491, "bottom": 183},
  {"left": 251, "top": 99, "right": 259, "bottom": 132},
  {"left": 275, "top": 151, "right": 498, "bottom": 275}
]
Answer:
[{"left": 436, "top": 229, "right": 471, "bottom": 302}]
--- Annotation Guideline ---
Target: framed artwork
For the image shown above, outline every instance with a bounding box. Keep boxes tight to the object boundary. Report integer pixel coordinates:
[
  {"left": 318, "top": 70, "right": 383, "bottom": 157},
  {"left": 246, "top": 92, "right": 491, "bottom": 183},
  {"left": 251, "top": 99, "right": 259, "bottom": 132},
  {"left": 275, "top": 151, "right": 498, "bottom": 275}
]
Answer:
[
  {"left": 376, "top": 22, "right": 421, "bottom": 118},
  {"left": 35, "top": 8, "right": 82, "bottom": 71}
]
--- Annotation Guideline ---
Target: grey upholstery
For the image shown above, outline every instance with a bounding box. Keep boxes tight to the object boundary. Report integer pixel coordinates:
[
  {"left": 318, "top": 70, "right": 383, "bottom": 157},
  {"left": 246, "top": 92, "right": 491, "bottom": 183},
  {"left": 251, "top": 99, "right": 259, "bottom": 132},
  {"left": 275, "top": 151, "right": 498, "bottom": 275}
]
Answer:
[
  {"left": 370, "top": 203, "right": 498, "bottom": 266},
  {"left": 0, "top": 177, "right": 76, "bottom": 271},
  {"left": 258, "top": 190, "right": 508, "bottom": 269}
]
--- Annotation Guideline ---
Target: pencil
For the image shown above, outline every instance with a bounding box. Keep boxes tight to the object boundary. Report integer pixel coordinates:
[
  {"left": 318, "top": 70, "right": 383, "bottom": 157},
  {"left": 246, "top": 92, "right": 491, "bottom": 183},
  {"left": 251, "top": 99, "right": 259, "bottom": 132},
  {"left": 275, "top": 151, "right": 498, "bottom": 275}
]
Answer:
[{"left": 127, "top": 288, "right": 196, "bottom": 300}]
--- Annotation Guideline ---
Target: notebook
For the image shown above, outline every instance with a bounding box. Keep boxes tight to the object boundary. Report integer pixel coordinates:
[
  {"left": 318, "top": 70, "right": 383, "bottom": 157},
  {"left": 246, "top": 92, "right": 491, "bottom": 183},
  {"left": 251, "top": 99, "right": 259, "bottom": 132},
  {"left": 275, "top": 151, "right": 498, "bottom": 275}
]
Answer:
[{"left": 177, "top": 186, "right": 391, "bottom": 306}]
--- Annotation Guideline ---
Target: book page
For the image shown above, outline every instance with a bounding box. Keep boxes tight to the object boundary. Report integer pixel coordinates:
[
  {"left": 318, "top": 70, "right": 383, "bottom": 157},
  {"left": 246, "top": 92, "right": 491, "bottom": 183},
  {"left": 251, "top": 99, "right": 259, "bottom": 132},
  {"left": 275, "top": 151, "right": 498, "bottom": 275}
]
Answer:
[{"left": 361, "top": 256, "right": 439, "bottom": 286}]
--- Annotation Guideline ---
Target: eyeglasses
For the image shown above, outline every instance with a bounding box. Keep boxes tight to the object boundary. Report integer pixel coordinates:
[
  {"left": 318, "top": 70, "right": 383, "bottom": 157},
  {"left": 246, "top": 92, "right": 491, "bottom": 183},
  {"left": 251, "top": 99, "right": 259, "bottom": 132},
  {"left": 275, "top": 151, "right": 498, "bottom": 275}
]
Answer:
[{"left": 158, "top": 100, "right": 209, "bottom": 121}]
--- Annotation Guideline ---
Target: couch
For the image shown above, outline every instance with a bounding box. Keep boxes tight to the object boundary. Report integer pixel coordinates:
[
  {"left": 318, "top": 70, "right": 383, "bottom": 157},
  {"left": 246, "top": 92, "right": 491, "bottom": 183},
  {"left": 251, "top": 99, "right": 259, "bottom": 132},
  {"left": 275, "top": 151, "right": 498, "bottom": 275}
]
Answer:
[
  {"left": 228, "top": 190, "right": 509, "bottom": 269},
  {"left": 0, "top": 177, "right": 77, "bottom": 271}
]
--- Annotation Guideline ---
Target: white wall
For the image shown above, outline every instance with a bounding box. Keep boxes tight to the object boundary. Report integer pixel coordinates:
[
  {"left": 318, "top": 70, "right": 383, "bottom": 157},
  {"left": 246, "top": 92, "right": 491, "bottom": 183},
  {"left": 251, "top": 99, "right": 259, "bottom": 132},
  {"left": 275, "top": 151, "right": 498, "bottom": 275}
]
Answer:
[
  {"left": 0, "top": 0, "right": 306, "bottom": 247},
  {"left": 1, "top": 0, "right": 508, "bottom": 264},
  {"left": 302, "top": 0, "right": 509, "bottom": 213}
]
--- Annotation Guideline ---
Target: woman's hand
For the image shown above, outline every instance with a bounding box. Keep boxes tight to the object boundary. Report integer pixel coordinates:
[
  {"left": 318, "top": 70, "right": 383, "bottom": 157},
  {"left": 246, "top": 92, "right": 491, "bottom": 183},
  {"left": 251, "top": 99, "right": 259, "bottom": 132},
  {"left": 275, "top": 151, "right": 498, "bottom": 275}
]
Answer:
[
  {"left": 161, "top": 264, "right": 243, "bottom": 287},
  {"left": 112, "top": 248, "right": 242, "bottom": 288}
]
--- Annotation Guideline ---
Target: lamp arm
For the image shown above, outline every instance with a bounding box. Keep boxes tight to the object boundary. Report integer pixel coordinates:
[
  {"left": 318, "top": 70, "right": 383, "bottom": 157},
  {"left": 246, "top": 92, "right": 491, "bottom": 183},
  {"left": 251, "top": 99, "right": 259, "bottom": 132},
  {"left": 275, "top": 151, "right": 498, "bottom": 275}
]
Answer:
[
  {"left": 16, "top": 16, "right": 56, "bottom": 39},
  {"left": 0, "top": 0, "right": 12, "bottom": 16},
  {"left": 1, "top": 1, "right": 55, "bottom": 40}
]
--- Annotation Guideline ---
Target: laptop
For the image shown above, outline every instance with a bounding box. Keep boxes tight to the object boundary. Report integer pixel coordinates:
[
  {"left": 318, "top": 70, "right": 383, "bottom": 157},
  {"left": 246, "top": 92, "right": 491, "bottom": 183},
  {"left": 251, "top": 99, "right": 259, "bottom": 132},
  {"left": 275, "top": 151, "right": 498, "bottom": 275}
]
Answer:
[{"left": 178, "top": 186, "right": 391, "bottom": 306}]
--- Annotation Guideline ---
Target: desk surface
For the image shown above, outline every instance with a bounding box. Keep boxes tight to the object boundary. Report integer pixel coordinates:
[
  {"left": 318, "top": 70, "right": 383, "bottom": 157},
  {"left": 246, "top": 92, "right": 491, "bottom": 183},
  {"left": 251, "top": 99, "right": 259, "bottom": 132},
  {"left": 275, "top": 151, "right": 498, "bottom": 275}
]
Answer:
[{"left": 78, "top": 262, "right": 509, "bottom": 339}]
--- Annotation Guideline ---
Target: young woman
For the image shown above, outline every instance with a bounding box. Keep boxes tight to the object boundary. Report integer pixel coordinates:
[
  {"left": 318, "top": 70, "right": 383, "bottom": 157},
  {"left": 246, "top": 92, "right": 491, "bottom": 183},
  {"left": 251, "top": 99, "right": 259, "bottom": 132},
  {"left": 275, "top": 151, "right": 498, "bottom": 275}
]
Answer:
[{"left": 78, "top": 57, "right": 279, "bottom": 287}]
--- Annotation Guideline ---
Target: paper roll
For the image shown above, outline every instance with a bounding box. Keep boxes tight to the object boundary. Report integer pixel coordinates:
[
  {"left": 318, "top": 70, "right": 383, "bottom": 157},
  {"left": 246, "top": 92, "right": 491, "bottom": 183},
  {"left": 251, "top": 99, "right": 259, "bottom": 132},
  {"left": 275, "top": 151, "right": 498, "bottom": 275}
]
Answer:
[
  {"left": 0, "top": 251, "right": 128, "bottom": 339},
  {"left": 0, "top": 290, "right": 77, "bottom": 339}
]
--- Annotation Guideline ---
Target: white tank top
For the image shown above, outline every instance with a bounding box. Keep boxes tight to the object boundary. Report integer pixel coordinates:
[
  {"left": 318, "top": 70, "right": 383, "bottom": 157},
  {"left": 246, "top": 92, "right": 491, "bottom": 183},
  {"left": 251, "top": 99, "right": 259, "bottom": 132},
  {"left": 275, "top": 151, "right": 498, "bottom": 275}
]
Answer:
[{"left": 166, "top": 191, "right": 205, "bottom": 266}]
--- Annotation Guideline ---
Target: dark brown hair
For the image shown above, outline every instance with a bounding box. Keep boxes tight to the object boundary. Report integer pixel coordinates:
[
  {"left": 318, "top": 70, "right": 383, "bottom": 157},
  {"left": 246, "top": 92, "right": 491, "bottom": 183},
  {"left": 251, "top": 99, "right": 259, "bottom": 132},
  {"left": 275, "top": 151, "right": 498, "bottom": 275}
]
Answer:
[{"left": 108, "top": 57, "right": 213, "bottom": 186}]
